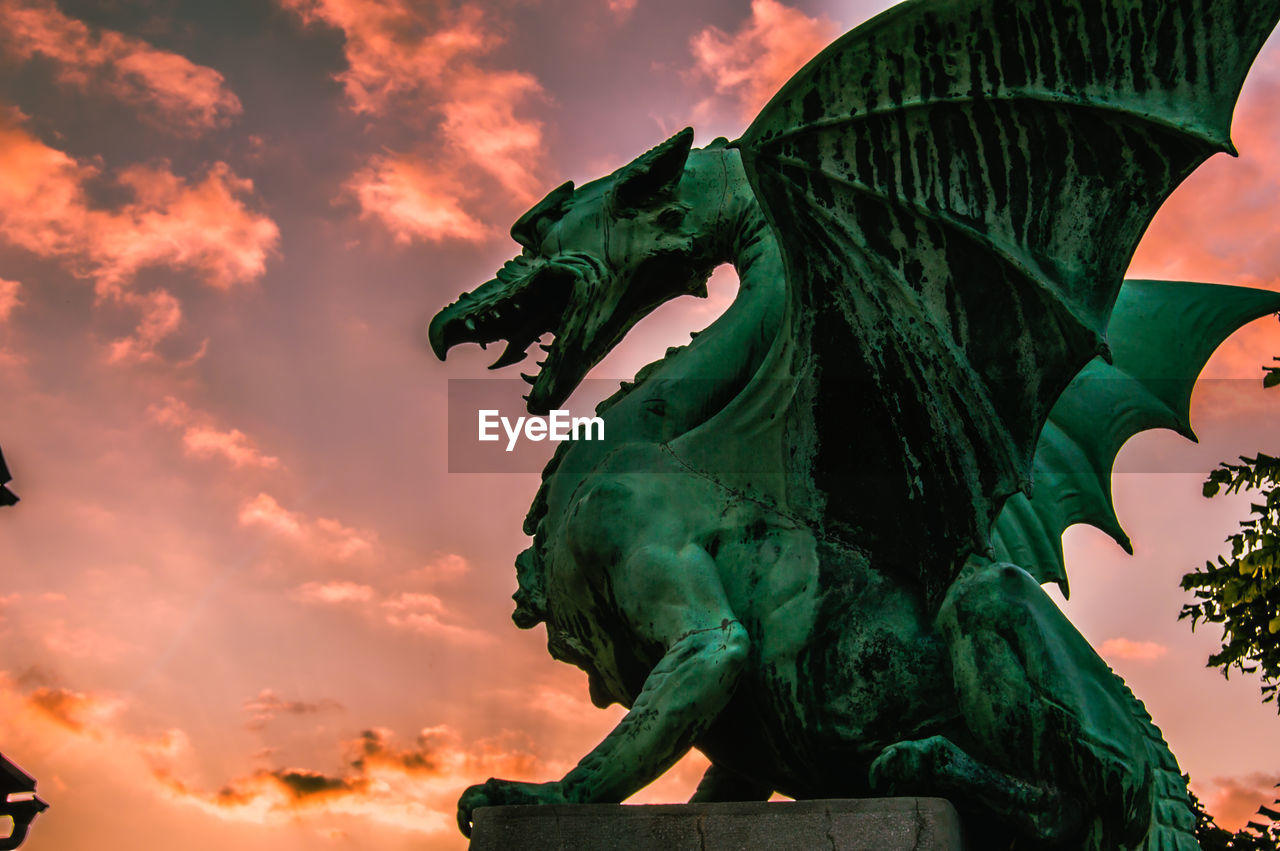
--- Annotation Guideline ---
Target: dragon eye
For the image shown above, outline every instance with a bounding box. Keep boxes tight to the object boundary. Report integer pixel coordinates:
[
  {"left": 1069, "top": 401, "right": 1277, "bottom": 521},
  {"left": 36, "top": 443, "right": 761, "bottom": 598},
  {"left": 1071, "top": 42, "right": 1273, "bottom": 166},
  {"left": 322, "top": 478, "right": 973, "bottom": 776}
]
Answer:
[{"left": 655, "top": 207, "right": 685, "bottom": 229}]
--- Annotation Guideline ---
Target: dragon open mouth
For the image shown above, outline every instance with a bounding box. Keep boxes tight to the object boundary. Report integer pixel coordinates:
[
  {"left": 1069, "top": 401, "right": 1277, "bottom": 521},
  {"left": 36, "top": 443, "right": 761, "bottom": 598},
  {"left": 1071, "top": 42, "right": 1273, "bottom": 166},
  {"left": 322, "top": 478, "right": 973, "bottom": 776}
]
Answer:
[{"left": 429, "top": 260, "right": 580, "bottom": 413}]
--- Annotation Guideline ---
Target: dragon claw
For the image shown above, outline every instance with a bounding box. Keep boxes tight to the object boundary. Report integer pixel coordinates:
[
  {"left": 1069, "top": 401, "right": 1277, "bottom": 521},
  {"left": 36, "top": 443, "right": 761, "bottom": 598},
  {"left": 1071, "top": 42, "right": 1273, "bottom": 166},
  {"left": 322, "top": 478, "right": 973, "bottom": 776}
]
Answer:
[{"left": 456, "top": 778, "right": 569, "bottom": 838}]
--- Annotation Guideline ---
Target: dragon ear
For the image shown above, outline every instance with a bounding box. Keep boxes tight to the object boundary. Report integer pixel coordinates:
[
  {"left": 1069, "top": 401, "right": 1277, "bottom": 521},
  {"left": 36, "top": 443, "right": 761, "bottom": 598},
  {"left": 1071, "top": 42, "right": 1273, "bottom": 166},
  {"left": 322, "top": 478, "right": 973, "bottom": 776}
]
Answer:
[
  {"left": 611, "top": 127, "right": 694, "bottom": 214},
  {"left": 511, "top": 180, "right": 575, "bottom": 249}
]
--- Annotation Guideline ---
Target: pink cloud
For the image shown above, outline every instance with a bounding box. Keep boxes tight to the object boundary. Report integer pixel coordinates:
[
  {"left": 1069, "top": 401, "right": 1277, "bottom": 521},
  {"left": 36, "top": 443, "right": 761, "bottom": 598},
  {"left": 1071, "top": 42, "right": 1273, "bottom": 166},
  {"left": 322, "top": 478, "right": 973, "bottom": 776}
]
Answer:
[
  {"left": 0, "top": 110, "right": 279, "bottom": 295},
  {"left": 40, "top": 617, "right": 135, "bottom": 663},
  {"left": 148, "top": 397, "right": 283, "bottom": 470},
  {"left": 608, "top": 0, "right": 637, "bottom": 20},
  {"left": 346, "top": 154, "right": 489, "bottom": 243},
  {"left": 1126, "top": 54, "right": 1280, "bottom": 394},
  {"left": 527, "top": 685, "right": 603, "bottom": 724},
  {"left": 690, "top": 0, "right": 838, "bottom": 121},
  {"left": 182, "top": 426, "right": 280, "bottom": 469},
  {"left": 412, "top": 553, "right": 468, "bottom": 583},
  {"left": 1099, "top": 637, "right": 1169, "bottom": 661},
  {"left": 292, "top": 581, "right": 376, "bottom": 605},
  {"left": 0, "top": 277, "right": 20, "bottom": 321},
  {"left": 239, "top": 493, "right": 307, "bottom": 539},
  {"left": 380, "top": 591, "right": 492, "bottom": 645},
  {"left": 1129, "top": 52, "right": 1280, "bottom": 289},
  {"left": 105, "top": 287, "right": 185, "bottom": 364},
  {"left": 239, "top": 493, "right": 376, "bottom": 562},
  {"left": 0, "top": 0, "right": 241, "bottom": 135},
  {"left": 292, "top": 580, "right": 490, "bottom": 645}
]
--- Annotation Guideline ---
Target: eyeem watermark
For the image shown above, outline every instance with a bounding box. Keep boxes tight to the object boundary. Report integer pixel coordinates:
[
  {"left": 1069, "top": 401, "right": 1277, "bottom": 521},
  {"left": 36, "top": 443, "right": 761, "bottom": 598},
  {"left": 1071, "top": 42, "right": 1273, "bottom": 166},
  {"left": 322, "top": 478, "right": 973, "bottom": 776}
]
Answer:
[
  {"left": 479, "top": 409, "right": 605, "bottom": 451},
  {"left": 449, "top": 374, "right": 1280, "bottom": 473},
  {"left": 448, "top": 378, "right": 619, "bottom": 473}
]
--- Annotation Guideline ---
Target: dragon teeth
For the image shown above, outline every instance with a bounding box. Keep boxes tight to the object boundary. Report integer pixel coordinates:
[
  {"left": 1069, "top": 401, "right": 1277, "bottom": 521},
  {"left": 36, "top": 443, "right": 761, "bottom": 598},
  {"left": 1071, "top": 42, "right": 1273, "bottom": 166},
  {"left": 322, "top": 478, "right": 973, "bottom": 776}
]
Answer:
[{"left": 487, "top": 341, "right": 528, "bottom": 370}]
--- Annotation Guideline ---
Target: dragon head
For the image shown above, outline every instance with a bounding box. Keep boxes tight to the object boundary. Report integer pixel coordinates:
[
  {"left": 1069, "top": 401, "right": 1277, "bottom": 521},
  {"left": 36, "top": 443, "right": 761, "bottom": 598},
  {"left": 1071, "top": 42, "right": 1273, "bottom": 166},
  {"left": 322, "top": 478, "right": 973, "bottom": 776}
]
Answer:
[{"left": 429, "top": 127, "right": 721, "bottom": 414}]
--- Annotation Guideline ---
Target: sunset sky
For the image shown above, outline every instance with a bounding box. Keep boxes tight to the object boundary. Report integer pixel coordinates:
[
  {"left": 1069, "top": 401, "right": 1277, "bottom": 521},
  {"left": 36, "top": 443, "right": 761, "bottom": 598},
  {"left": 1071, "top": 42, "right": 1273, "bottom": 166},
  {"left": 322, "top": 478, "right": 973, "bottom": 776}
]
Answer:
[{"left": 1, "top": 0, "right": 1279, "bottom": 848}]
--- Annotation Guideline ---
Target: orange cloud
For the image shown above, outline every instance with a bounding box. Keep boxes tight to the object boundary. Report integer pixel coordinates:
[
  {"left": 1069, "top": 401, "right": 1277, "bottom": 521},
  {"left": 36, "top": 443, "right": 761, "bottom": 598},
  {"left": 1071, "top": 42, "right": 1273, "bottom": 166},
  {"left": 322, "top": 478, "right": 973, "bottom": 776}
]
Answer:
[
  {"left": 0, "top": 110, "right": 278, "bottom": 295},
  {"left": 160, "top": 725, "right": 545, "bottom": 835},
  {"left": 1195, "top": 772, "right": 1280, "bottom": 832},
  {"left": 346, "top": 154, "right": 489, "bottom": 243},
  {"left": 278, "top": 0, "right": 545, "bottom": 239},
  {"left": 0, "top": 109, "right": 278, "bottom": 359},
  {"left": 94, "top": 161, "right": 281, "bottom": 293},
  {"left": 1099, "top": 638, "right": 1169, "bottom": 661},
  {"left": 347, "top": 727, "right": 441, "bottom": 775},
  {"left": 243, "top": 689, "right": 343, "bottom": 730},
  {"left": 1, "top": 672, "right": 548, "bottom": 845},
  {"left": 239, "top": 493, "right": 376, "bottom": 562},
  {"left": 25, "top": 684, "right": 122, "bottom": 734},
  {"left": 278, "top": 0, "right": 491, "bottom": 114},
  {"left": 0, "top": 277, "right": 20, "bottom": 321},
  {"left": 0, "top": 0, "right": 241, "bottom": 135},
  {"left": 148, "top": 397, "right": 283, "bottom": 470},
  {"left": 690, "top": 0, "right": 837, "bottom": 121},
  {"left": 438, "top": 67, "right": 544, "bottom": 198}
]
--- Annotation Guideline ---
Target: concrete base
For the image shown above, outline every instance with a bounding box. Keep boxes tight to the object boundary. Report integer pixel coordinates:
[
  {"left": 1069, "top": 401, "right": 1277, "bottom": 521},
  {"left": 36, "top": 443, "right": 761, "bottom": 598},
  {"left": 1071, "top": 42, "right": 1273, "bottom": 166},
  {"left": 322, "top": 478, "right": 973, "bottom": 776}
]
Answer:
[{"left": 470, "top": 797, "right": 963, "bottom": 850}]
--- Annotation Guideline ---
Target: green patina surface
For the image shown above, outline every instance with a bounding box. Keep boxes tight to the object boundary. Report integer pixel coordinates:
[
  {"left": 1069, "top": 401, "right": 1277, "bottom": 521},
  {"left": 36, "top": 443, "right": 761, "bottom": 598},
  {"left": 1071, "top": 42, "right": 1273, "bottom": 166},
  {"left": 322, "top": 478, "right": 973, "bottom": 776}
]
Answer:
[{"left": 429, "top": 2, "right": 1280, "bottom": 847}]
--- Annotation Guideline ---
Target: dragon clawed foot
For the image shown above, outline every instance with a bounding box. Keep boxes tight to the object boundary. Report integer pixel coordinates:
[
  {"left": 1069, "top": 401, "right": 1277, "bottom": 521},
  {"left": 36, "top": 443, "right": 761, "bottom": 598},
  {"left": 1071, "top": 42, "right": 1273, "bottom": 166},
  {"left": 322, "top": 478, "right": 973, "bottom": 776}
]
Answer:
[
  {"left": 869, "top": 735, "right": 944, "bottom": 795},
  {"left": 456, "top": 777, "right": 568, "bottom": 837},
  {"left": 870, "top": 735, "right": 1082, "bottom": 844}
]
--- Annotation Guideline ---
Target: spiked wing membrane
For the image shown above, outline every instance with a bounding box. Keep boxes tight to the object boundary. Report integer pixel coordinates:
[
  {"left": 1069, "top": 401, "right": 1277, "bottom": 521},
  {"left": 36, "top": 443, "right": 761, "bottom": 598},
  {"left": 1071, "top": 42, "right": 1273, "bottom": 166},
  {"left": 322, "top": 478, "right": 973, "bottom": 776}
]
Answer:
[
  {"left": 992, "top": 281, "right": 1280, "bottom": 594},
  {"left": 736, "top": 0, "right": 1280, "bottom": 598}
]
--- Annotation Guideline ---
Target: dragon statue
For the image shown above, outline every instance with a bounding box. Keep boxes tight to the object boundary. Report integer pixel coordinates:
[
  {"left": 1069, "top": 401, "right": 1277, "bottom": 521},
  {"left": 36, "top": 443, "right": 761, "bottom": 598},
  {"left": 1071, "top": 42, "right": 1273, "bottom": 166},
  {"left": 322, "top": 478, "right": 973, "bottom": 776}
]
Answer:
[{"left": 429, "top": 0, "right": 1280, "bottom": 846}]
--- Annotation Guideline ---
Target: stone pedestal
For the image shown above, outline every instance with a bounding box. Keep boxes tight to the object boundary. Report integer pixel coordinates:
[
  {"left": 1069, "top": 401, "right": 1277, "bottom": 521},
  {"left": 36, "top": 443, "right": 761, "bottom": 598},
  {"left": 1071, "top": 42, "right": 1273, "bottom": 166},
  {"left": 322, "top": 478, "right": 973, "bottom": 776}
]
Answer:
[{"left": 470, "top": 797, "right": 963, "bottom": 850}]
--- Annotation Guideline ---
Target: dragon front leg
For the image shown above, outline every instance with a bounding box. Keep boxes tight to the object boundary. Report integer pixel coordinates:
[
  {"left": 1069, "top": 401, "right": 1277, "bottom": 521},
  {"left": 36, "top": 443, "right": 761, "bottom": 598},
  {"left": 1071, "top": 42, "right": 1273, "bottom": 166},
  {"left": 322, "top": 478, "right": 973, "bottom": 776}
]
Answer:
[{"left": 457, "top": 530, "right": 749, "bottom": 836}]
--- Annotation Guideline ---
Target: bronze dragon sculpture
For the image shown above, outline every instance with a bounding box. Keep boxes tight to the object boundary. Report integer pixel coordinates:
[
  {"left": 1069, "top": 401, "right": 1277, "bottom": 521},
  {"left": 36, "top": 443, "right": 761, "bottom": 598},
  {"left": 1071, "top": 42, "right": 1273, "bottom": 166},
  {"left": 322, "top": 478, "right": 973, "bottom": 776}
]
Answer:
[{"left": 430, "top": 1, "right": 1280, "bottom": 846}]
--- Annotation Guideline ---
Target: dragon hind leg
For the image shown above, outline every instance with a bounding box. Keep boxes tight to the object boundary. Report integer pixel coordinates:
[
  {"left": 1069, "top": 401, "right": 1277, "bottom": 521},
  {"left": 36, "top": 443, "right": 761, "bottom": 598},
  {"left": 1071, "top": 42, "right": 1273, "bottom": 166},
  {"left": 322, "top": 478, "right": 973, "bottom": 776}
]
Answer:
[{"left": 902, "top": 559, "right": 1158, "bottom": 848}]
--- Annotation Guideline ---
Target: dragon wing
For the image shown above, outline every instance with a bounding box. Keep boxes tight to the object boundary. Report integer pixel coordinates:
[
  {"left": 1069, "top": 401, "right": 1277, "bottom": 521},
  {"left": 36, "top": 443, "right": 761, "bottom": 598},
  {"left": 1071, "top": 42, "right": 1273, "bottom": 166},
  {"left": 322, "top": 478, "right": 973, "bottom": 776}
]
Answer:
[
  {"left": 734, "top": 0, "right": 1280, "bottom": 599},
  {"left": 993, "top": 280, "right": 1280, "bottom": 594}
]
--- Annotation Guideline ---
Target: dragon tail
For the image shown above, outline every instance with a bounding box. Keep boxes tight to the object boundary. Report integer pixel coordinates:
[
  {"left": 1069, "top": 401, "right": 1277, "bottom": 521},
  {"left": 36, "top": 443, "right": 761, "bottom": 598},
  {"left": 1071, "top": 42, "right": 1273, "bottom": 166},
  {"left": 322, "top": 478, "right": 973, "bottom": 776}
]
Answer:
[{"left": 1112, "top": 671, "right": 1199, "bottom": 850}]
